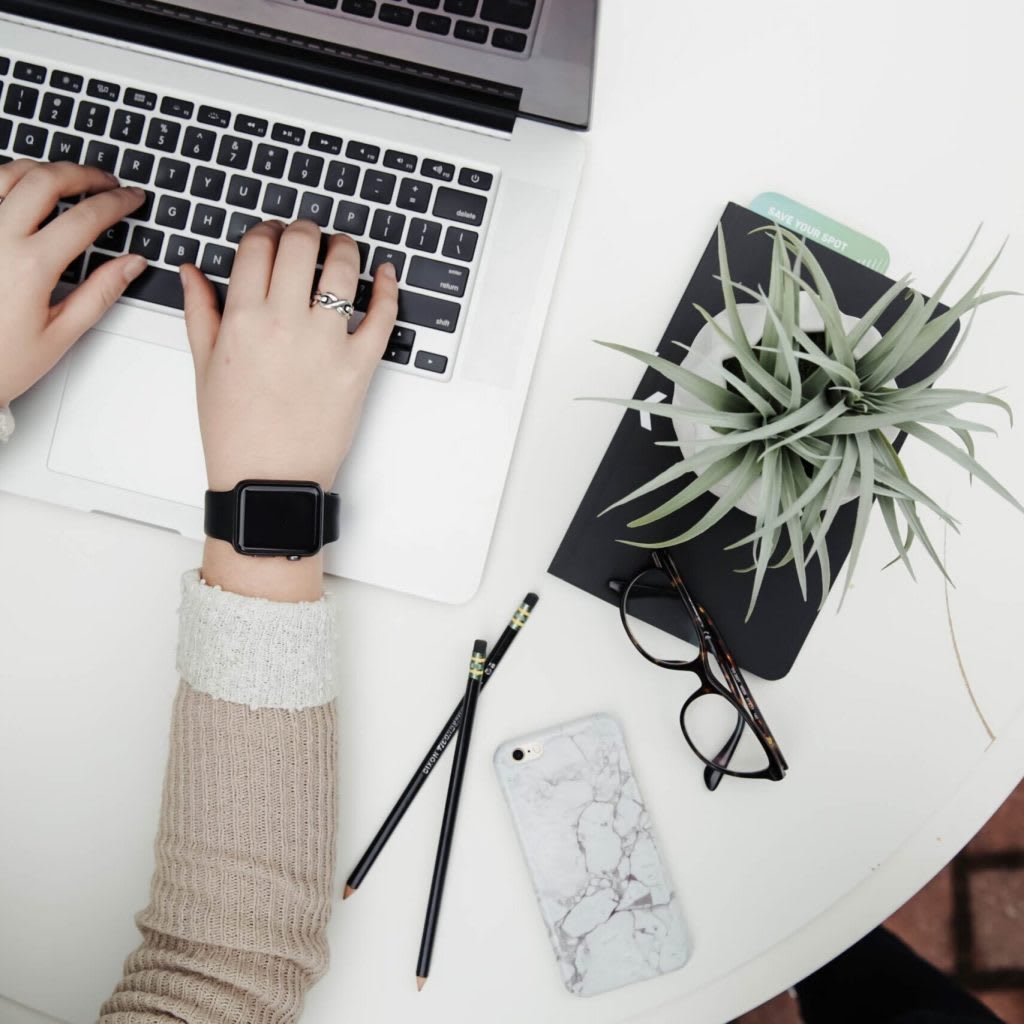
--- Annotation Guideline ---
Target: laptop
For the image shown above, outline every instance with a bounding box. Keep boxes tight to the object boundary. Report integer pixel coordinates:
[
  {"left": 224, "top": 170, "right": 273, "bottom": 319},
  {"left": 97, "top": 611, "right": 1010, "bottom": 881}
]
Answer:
[{"left": 0, "top": 0, "right": 594, "bottom": 602}]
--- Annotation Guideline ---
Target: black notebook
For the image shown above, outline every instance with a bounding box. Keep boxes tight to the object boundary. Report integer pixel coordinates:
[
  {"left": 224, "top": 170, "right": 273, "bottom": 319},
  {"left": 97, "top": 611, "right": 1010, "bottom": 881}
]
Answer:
[{"left": 549, "top": 203, "right": 958, "bottom": 680}]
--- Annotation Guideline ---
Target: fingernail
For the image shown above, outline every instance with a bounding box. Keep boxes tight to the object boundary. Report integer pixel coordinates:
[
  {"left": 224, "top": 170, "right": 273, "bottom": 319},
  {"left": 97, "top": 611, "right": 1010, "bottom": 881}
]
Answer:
[
  {"left": 103, "top": 172, "right": 119, "bottom": 185},
  {"left": 123, "top": 254, "right": 147, "bottom": 280},
  {"left": 380, "top": 260, "right": 396, "bottom": 278},
  {"left": 126, "top": 185, "right": 145, "bottom": 196}
]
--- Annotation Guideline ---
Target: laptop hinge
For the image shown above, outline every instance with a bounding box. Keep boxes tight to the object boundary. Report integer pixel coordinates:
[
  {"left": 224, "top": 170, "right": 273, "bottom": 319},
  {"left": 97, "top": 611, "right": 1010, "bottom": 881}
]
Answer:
[{"left": 0, "top": 0, "right": 522, "bottom": 134}]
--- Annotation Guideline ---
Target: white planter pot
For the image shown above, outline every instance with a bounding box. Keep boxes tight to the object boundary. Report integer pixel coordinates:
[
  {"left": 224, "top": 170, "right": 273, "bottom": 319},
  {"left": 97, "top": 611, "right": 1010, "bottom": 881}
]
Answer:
[{"left": 672, "top": 293, "right": 883, "bottom": 517}]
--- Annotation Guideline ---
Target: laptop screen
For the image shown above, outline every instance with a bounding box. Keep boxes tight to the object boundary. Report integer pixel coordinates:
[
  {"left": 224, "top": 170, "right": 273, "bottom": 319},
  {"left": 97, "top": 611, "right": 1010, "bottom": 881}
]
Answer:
[{"left": 2, "top": 0, "right": 597, "bottom": 130}]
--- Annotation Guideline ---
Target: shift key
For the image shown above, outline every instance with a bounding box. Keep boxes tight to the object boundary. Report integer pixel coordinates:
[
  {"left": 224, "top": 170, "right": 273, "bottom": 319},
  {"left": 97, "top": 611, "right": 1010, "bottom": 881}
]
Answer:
[
  {"left": 397, "top": 289, "right": 461, "bottom": 333},
  {"left": 433, "top": 186, "right": 486, "bottom": 226},
  {"left": 407, "top": 256, "right": 469, "bottom": 298}
]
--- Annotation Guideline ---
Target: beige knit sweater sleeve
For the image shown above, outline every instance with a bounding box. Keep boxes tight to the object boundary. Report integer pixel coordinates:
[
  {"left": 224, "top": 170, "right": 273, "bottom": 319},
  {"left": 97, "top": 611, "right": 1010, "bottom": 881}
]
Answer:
[{"left": 99, "top": 570, "right": 338, "bottom": 1023}]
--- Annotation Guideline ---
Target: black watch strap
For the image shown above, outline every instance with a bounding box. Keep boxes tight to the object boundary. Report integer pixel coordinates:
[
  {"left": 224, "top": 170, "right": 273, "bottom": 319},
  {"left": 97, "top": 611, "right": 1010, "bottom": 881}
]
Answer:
[{"left": 204, "top": 482, "right": 341, "bottom": 549}]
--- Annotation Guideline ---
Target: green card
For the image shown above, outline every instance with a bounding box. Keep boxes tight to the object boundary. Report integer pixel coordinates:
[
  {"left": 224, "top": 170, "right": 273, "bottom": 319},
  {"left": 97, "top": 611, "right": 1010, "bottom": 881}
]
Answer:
[{"left": 749, "top": 192, "right": 890, "bottom": 273}]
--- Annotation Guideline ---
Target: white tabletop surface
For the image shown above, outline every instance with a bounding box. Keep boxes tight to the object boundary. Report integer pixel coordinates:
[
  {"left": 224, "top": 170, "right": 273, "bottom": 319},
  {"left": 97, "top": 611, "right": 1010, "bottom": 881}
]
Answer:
[{"left": 3, "top": 1, "right": 1024, "bottom": 1022}]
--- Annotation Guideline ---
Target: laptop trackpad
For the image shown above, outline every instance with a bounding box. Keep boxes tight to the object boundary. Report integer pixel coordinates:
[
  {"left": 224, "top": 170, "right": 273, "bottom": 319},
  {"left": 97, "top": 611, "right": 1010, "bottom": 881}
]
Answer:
[{"left": 48, "top": 330, "right": 206, "bottom": 508}]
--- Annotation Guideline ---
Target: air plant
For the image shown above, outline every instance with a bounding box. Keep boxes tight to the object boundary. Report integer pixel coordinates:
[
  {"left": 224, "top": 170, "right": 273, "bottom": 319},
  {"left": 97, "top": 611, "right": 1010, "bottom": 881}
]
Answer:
[{"left": 588, "top": 225, "right": 1021, "bottom": 618}]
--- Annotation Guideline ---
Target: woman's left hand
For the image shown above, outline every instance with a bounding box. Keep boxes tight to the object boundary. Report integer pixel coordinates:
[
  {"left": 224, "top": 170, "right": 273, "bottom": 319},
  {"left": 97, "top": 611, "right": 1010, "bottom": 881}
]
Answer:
[{"left": 0, "top": 159, "right": 148, "bottom": 407}]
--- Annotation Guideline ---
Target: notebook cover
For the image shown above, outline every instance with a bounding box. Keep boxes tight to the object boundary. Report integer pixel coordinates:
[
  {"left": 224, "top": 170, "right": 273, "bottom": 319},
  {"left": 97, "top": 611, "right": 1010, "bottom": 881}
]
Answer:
[{"left": 549, "top": 203, "right": 958, "bottom": 680}]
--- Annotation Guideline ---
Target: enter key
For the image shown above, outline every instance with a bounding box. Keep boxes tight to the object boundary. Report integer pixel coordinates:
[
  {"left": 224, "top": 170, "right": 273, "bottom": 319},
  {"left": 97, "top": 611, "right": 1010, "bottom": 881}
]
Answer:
[{"left": 407, "top": 256, "right": 470, "bottom": 298}]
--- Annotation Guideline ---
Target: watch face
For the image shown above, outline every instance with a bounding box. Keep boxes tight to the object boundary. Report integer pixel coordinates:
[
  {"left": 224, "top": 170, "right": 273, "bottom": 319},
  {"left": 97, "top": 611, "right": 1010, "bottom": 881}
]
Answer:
[{"left": 237, "top": 484, "right": 322, "bottom": 556}]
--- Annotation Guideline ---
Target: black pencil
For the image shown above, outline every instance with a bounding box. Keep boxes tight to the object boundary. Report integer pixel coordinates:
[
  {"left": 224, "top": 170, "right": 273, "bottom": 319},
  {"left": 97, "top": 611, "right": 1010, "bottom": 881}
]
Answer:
[
  {"left": 342, "top": 593, "right": 538, "bottom": 899},
  {"left": 416, "top": 639, "right": 487, "bottom": 990}
]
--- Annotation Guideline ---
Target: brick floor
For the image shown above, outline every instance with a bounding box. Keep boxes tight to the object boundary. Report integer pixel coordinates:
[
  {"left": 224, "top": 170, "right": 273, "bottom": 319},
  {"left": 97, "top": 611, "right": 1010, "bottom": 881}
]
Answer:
[{"left": 735, "top": 779, "right": 1024, "bottom": 1024}]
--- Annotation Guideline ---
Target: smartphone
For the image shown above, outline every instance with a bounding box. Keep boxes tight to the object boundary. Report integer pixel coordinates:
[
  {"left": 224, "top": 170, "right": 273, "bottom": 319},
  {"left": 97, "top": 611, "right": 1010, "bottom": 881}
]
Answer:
[{"left": 493, "top": 713, "right": 690, "bottom": 997}]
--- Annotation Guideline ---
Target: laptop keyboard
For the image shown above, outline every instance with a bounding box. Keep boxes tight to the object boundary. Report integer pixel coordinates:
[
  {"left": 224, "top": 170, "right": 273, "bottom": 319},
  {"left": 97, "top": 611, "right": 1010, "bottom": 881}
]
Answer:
[
  {"left": 281, "top": 0, "right": 541, "bottom": 59},
  {"left": 0, "top": 53, "right": 498, "bottom": 379}
]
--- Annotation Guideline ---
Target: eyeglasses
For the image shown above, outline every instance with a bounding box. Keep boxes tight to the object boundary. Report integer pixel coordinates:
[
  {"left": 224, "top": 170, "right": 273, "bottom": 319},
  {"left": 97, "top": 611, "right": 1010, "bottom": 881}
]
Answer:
[{"left": 609, "top": 549, "right": 787, "bottom": 790}]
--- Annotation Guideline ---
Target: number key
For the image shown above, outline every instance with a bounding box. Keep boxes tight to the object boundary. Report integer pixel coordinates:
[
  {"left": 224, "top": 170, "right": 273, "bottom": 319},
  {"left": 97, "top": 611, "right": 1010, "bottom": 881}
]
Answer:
[
  {"left": 111, "top": 109, "right": 146, "bottom": 144},
  {"left": 289, "top": 152, "right": 325, "bottom": 187},
  {"left": 217, "top": 135, "right": 252, "bottom": 170},
  {"left": 182, "top": 127, "right": 216, "bottom": 161},
  {"left": 75, "top": 102, "right": 110, "bottom": 136},
  {"left": 4, "top": 84, "right": 39, "bottom": 119},
  {"left": 254, "top": 144, "right": 288, "bottom": 178},
  {"left": 146, "top": 119, "right": 181, "bottom": 152},
  {"left": 41, "top": 93, "right": 73, "bottom": 127}
]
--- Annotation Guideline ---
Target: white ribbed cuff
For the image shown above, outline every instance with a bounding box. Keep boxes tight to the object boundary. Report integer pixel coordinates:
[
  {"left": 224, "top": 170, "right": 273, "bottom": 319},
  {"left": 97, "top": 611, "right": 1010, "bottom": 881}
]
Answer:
[
  {"left": 0, "top": 405, "right": 14, "bottom": 444},
  {"left": 176, "top": 569, "right": 335, "bottom": 710}
]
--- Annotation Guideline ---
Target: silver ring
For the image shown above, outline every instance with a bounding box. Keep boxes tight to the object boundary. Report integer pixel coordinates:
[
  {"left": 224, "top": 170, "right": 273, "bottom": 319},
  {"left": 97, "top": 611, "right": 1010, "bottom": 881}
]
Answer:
[{"left": 311, "top": 291, "right": 355, "bottom": 319}]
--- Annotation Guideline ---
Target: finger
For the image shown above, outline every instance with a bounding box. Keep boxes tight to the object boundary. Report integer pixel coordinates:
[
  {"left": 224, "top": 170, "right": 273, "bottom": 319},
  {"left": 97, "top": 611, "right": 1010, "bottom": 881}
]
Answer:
[
  {"left": 0, "top": 159, "right": 45, "bottom": 202},
  {"left": 180, "top": 264, "right": 222, "bottom": 378},
  {"left": 32, "top": 186, "right": 146, "bottom": 276},
  {"left": 224, "top": 219, "right": 285, "bottom": 314},
  {"left": 268, "top": 219, "right": 321, "bottom": 308},
  {"left": 0, "top": 162, "right": 121, "bottom": 236},
  {"left": 352, "top": 260, "right": 399, "bottom": 360},
  {"left": 44, "top": 253, "right": 147, "bottom": 354},
  {"left": 311, "top": 233, "right": 360, "bottom": 330}
]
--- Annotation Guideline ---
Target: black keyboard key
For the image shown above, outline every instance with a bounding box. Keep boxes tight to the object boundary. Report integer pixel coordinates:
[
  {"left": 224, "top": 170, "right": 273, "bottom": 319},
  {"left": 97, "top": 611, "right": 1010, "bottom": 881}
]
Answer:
[
  {"left": 125, "top": 190, "right": 155, "bottom": 221},
  {"left": 13, "top": 124, "right": 47, "bottom": 158},
  {"left": 61, "top": 253, "right": 86, "bottom": 284},
  {"left": 191, "top": 166, "right": 226, "bottom": 201},
  {"left": 416, "top": 12, "right": 452, "bottom": 34},
  {"left": 289, "top": 152, "right": 325, "bottom": 187},
  {"left": 334, "top": 200, "right": 369, "bottom": 234},
  {"left": 145, "top": 119, "right": 181, "bottom": 152},
  {"left": 95, "top": 220, "right": 130, "bottom": 253},
  {"left": 306, "top": 0, "right": 341, "bottom": 6},
  {"left": 227, "top": 211, "right": 261, "bottom": 243},
  {"left": 198, "top": 105, "right": 231, "bottom": 129},
  {"left": 4, "top": 84, "right": 39, "bottom": 118},
  {"left": 41, "top": 93, "right": 73, "bottom": 127},
  {"left": 262, "top": 184, "right": 297, "bottom": 217},
  {"left": 379, "top": 3, "right": 414, "bottom": 25},
  {"left": 298, "top": 192, "right": 333, "bottom": 227},
  {"left": 119, "top": 149, "right": 155, "bottom": 184},
  {"left": 227, "top": 174, "right": 261, "bottom": 209},
  {"left": 217, "top": 135, "right": 252, "bottom": 170},
  {"left": 75, "top": 101, "right": 110, "bottom": 136},
  {"left": 390, "top": 326, "right": 416, "bottom": 349},
  {"left": 49, "top": 132, "right": 83, "bottom": 163},
  {"left": 346, "top": 140, "right": 379, "bottom": 164},
  {"left": 396, "top": 177, "right": 432, "bottom": 213},
  {"left": 454, "top": 20, "right": 488, "bottom": 42},
  {"left": 442, "top": 225, "right": 478, "bottom": 261},
  {"left": 354, "top": 279, "right": 373, "bottom": 312},
  {"left": 310, "top": 131, "right": 343, "bottom": 155},
  {"left": 325, "top": 160, "right": 359, "bottom": 195},
  {"left": 407, "top": 255, "right": 469, "bottom": 297},
  {"left": 124, "top": 89, "right": 157, "bottom": 111},
  {"left": 480, "top": 0, "right": 534, "bottom": 28},
  {"left": 273, "top": 123, "right": 306, "bottom": 146},
  {"left": 49, "top": 70, "right": 84, "bottom": 93},
  {"left": 383, "top": 149, "right": 417, "bottom": 172},
  {"left": 160, "top": 96, "right": 194, "bottom": 119},
  {"left": 201, "top": 243, "right": 235, "bottom": 279},
  {"left": 87, "top": 253, "right": 179, "bottom": 307},
  {"left": 369, "top": 209, "right": 405, "bottom": 243},
  {"left": 359, "top": 169, "right": 396, "bottom": 204},
  {"left": 383, "top": 346, "right": 411, "bottom": 365},
  {"left": 192, "top": 203, "right": 226, "bottom": 237},
  {"left": 14, "top": 61, "right": 46, "bottom": 85},
  {"left": 235, "top": 114, "right": 268, "bottom": 137},
  {"left": 414, "top": 350, "right": 449, "bottom": 373},
  {"left": 87, "top": 79, "right": 120, "bottom": 102},
  {"left": 84, "top": 140, "right": 119, "bottom": 172},
  {"left": 111, "top": 109, "right": 145, "bottom": 144},
  {"left": 0, "top": 118, "right": 10, "bottom": 151},
  {"left": 409, "top": 0, "right": 440, "bottom": 7},
  {"left": 370, "top": 246, "right": 406, "bottom": 281},
  {"left": 155, "top": 195, "right": 191, "bottom": 230},
  {"left": 155, "top": 157, "right": 190, "bottom": 192},
  {"left": 492, "top": 28, "right": 527, "bottom": 52},
  {"left": 253, "top": 144, "right": 288, "bottom": 178},
  {"left": 458, "top": 167, "right": 492, "bottom": 191},
  {"left": 433, "top": 186, "right": 486, "bottom": 225},
  {"left": 166, "top": 235, "right": 200, "bottom": 266},
  {"left": 182, "top": 127, "right": 216, "bottom": 161},
  {"left": 342, "top": 0, "right": 376, "bottom": 14},
  {"left": 0, "top": 58, "right": 9, "bottom": 76},
  {"left": 408, "top": 217, "right": 441, "bottom": 252},
  {"left": 129, "top": 225, "right": 165, "bottom": 260},
  {"left": 357, "top": 241, "right": 370, "bottom": 272},
  {"left": 422, "top": 159, "right": 454, "bottom": 182},
  {"left": 444, "top": 0, "right": 478, "bottom": 12}
]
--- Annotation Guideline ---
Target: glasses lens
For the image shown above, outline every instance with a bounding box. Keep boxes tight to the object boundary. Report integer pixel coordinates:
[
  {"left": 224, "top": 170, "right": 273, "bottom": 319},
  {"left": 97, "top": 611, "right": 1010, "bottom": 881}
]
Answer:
[
  {"left": 683, "top": 691, "right": 771, "bottom": 776},
  {"left": 621, "top": 568, "right": 700, "bottom": 665}
]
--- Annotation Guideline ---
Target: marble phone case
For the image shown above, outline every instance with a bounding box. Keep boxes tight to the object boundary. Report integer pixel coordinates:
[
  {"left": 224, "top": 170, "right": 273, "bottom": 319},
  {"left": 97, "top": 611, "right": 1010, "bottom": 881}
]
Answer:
[{"left": 494, "top": 713, "right": 690, "bottom": 997}]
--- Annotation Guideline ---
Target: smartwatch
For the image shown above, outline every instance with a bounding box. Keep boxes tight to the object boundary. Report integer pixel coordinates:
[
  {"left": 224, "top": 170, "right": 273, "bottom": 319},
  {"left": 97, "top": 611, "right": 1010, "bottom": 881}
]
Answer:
[{"left": 204, "top": 480, "right": 341, "bottom": 559}]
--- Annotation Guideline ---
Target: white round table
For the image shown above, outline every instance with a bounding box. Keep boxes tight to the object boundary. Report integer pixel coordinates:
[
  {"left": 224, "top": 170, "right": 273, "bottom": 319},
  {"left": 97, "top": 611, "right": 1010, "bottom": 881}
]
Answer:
[{"left": 2, "top": 2, "right": 1023, "bottom": 1022}]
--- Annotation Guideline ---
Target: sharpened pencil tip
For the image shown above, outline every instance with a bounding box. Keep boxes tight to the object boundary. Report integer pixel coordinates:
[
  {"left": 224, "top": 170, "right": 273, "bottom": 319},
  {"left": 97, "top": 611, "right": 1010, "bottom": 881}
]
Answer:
[
  {"left": 342, "top": 885, "right": 355, "bottom": 900},
  {"left": 416, "top": 977, "right": 427, "bottom": 991}
]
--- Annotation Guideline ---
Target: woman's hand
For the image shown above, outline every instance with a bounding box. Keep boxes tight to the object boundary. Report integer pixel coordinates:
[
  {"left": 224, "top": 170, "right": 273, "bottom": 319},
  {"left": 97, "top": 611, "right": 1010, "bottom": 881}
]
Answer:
[
  {"left": 0, "top": 159, "right": 147, "bottom": 407},
  {"left": 181, "top": 219, "right": 399, "bottom": 601}
]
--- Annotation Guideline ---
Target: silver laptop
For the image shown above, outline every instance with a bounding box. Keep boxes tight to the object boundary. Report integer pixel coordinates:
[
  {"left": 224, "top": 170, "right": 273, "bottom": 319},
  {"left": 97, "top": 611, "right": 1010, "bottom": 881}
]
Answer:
[{"left": 0, "top": 0, "right": 594, "bottom": 602}]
